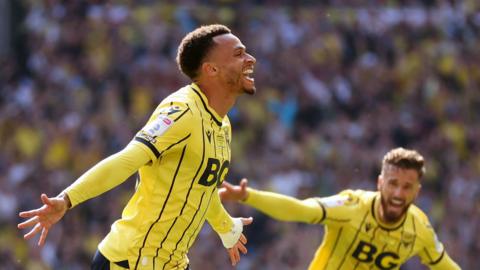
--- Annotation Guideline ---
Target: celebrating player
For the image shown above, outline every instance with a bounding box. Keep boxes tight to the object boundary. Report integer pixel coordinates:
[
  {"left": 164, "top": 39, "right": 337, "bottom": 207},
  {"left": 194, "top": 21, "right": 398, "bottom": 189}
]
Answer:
[
  {"left": 220, "top": 148, "right": 461, "bottom": 269},
  {"left": 18, "top": 24, "right": 255, "bottom": 270}
]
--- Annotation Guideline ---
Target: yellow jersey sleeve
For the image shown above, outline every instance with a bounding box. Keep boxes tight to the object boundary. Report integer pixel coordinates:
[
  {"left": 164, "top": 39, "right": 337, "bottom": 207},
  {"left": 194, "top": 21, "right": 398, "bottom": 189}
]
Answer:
[
  {"left": 206, "top": 189, "right": 234, "bottom": 234},
  {"left": 315, "top": 189, "right": 363, "bottom": 226},
  {"left": 417, "top": 214, "right": 461, "bottom": 269},
  {"left": 63, "top": 143, "right": 150, "bottom": 207},
  {"left": 132, "top": 102, "right": 192, "bottom": 162},
  {"left": 243, "top": 188, "right": 324, "bottom": 224}
]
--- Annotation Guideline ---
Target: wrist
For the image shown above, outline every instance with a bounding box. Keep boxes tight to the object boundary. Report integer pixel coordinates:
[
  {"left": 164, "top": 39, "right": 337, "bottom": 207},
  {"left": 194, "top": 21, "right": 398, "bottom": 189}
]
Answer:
[
  {"left": 218, "top": 218, "right": 243, "bottom": 248},
  {"left": 241, "top": 188, "right": 252, "bottom": 202},
  {"left": 58, "top": 192, "right": 72, "bottom": 210}
]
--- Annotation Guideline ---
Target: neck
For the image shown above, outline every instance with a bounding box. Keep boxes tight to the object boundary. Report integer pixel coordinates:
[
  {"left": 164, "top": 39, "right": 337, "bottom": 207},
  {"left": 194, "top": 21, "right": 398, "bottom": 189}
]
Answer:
[
  {"left": 376, "top": 200, "right": 388, "bottom": 224},
  {"left": 375, "top": 196, "right": 405, "bottom": 227},
  {"left": 195, "top": 80, "right": 237, "bottom": 118}
]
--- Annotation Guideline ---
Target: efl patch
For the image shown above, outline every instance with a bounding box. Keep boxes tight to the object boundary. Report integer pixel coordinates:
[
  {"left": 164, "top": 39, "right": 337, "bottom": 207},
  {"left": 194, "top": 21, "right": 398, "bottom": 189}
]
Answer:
[
  {"left": 320, "top": 195, "right": 351, "bottom": 208},
  {"left": 144, "top": 115, "right": 174, "bottom": 137}
]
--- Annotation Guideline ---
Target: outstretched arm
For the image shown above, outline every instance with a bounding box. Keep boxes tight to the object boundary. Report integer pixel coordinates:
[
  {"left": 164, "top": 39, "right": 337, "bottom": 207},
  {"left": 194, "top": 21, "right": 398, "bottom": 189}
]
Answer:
[
  {"left": 62, "top": 143, "right": 150, "bottom": 207},
  {"left": 428, "top": 252, "right": 461, "bottom": 270},
  {"left": 220, "top": 178, "right": 324, "bottom": 224},
  {"left": 17, "top": 142, "right": 150, "bottom": 246},
  {"left": 417, "top": 212, "right": 461, "bottom": 270}
]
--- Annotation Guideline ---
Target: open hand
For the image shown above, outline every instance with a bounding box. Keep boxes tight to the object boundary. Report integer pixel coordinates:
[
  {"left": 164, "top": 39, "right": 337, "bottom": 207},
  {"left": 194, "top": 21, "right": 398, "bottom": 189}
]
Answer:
[
  {"left": 17, "top": 193, "right": 69, "bottom": 246},
  {"left": 219, "top": 178, "right": 249, "bottom": 202},
  {"left": 227, "top": 217, "right": 253, "bottom": 266}
]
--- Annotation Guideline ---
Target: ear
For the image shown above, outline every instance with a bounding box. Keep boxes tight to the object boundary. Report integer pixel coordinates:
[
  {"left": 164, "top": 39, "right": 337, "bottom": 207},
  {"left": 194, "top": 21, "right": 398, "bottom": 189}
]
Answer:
[
  {"left": 414, "top": 184, "right": 422, "bottom": 199},
  {"left": 377, "top": 175, "right": 383, "bottom": 190},
  {"left": 201, "top": 62, "right": 218, "bottom": 77}
]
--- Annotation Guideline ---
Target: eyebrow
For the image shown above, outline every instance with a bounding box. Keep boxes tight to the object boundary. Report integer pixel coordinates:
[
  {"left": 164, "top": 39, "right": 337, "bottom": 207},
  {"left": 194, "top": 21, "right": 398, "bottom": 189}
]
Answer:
[
  {"left": 388, "top": 178, "right": 416, "bottom": 186},
  {"left": 234, "top": 45, "right": 246, "bottom": 51}
]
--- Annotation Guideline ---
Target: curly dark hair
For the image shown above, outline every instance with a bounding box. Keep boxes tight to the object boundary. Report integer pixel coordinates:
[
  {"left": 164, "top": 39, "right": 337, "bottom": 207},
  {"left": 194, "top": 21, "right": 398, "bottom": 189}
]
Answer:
[
  {"left": 176, "top": 24, "right": 231, "bottom": 80},
  {"left": 381, "top": 147, "right": 426, "bottom": 179}
]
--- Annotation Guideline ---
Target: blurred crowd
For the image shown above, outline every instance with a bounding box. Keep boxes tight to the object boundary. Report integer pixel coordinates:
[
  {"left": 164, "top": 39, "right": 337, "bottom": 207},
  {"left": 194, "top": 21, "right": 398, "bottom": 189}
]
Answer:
[{"left": 1, "top": 0, "right": 480, "bottom": 269}]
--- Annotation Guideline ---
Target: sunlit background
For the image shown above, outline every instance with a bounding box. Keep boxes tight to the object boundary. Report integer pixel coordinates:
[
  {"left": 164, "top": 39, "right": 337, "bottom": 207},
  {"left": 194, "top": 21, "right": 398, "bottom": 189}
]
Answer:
[{"left": 1, "top": 0, "right": 479, "bottom": 269}]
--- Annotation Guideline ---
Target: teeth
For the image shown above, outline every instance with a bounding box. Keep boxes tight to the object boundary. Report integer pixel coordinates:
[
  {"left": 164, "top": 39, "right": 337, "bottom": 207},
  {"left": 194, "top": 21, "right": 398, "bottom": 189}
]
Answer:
[
  {"left": 243, "top": 68, "right": 254, "bottom": 75},
  {"left": 391, "top": 200, "right": 404, "bottom": 206}
]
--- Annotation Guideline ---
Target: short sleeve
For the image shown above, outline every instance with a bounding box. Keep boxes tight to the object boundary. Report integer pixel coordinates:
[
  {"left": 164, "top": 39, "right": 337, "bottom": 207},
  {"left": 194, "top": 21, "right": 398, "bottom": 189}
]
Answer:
[{"left": 132, "top": 102, "right": 192, "bottom": 162}]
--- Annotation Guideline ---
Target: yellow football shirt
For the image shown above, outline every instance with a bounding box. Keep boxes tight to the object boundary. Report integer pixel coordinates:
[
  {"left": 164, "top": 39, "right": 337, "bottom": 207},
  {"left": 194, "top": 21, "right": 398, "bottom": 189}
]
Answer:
[
  {"left": 245, "top": 188, "right": 460, "bottom": 270},
  {"left": 68, "top": 83, "right": 234, "bottom": 270}
]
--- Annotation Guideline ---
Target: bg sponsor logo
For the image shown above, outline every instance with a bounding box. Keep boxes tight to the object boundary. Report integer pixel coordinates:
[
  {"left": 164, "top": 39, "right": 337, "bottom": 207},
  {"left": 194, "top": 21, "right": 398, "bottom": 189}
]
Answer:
[
  {"left": 198, "top": 158, "right": 229, "bottom": 187},
  {"left": 352, "top": 240, "right": 399, "bottom": 270}
]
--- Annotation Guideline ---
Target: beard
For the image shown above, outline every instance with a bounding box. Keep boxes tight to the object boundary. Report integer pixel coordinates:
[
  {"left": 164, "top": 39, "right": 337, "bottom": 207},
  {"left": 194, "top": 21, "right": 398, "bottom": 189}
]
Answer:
[
  {"left": 224, "top": 70, "right": 255, "bottom": 95},
  {"left": 243, "top": 85, "right": 256, "bottom": 95},
  {"left": 380, "top": 196, "right": 410, "bottom": 224}
]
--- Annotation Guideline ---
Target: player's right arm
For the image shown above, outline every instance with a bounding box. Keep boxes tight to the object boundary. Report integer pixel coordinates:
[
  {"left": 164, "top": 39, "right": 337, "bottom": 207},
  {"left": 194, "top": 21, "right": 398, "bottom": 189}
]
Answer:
[
  {"left": 17, "top": 143, "right": 150, "bottom": 246},
  {"left": 17, "top": 102, "right": 190, "bottom": 246},
  {"left": 220, "top": 179, "right": 324, "bottom": 224}
]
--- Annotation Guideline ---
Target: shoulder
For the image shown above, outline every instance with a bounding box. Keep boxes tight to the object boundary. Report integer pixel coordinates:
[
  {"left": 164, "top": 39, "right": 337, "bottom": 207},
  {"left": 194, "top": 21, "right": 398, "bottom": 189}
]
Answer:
[
  {"left": 158, "top": 86, "right": 194, "bottom": 110},
  {"left": 319, "top": 189, "right": 373, "bottom": 209},
  {"left": 409, "top": 204, "right": 442, "bottom": 246},
  {"left": 408, "top": 204, "right": 434, "bottom": 235},
  {"left": 151, "top": 87, "right": 196, "bottom": 122},
  {"left": 339, "top": 189, "right": 376, "bottom": 205},
  {"left": 139, "top": 89, "right": 196, "bottom": 137},
  {"left": 315, "top": 189, "right": 374, "bottom": 225},
  {"left": 409, "top": 204, "right": 430, "bottom": 225}
]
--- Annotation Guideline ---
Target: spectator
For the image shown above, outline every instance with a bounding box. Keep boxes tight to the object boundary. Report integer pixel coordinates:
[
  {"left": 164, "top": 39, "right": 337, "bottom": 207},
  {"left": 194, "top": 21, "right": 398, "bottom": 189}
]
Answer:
[{"left": 2, "top": 1, "right": 479, "bottom": 269}]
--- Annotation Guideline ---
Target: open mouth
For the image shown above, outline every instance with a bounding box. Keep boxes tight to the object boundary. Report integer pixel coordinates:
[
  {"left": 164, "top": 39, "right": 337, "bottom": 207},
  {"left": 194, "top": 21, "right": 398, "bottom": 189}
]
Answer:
[
  {"left": 243, "top": 67, "right": 255, "bottom": 84},
  {"left": 388, "top": 199, "right": 405, "bottom": 210}
]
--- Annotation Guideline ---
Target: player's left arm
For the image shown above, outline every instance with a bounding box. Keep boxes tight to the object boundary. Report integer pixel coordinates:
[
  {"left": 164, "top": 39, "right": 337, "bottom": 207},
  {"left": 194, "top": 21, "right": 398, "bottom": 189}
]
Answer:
[
  {"left": 418, "top": 219, "right": 461, "bottom": 269},
  {"left": 219, "top": 179, "right": 326, "bottom": 224},
  {"left": 206, "top": 190, "right": 253, "bottom": 266},
  {"left": 428, "top": 252, "right": 461, "bottom": 270}
]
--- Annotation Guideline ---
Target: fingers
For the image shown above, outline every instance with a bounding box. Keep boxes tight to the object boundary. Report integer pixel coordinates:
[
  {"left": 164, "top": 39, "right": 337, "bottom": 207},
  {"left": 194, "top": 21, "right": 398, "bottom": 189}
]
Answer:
[
  {"left": 20, "top": 194, "right": 54, "bottom": 218},
  {"left": 17, "top": 216, "right": 39, "bottom": 229},
  {"left": 228, "top": 242, "right": 248, "bottom": 266},
  {"left": 24, "top": 223, "right": 42, "bottom": 240},
  {"left": 237, "top": 242, "right": 248, "bottom": 255},
  {"left": 38, "top": 227, "right": 49, "bottom": 246},
  {"left": 241, "top": 216, "right": 253, "bottom": 226},
  {"left": 240, "top": 178, "right": 248, "bottom": 190},
  {"left": 221, "top": 181, "right": 234, "bottom": 191},
  {"left": 239, "top": 233, "right": 247, "bottom": 245},
  {"left": 19, "top": 206, "right": 46, "bottom": 219},
  {"left": 18, "top": 194, "right": 55, "bottom": 247},
  {"left": 228, "top": 247, "right": 240, "bottom": 266},
  {"left": 41, "top": 194, "right": 53, "bottom": 207}
]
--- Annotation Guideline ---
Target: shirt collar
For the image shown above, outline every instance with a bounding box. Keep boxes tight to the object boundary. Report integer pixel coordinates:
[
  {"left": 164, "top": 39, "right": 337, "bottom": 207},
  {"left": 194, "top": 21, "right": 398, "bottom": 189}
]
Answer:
[{"left": 190, "top": 83, "right": 223, "bottom": 126}]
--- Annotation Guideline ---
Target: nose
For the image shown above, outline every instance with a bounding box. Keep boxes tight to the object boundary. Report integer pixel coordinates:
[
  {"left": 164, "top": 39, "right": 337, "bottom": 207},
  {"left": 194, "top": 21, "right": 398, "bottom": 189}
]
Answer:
[
  {"left": 246, "top": 53, "right": 256, "bottom": 64},
  {"left": 392, "top": 187, "right": 405, "bottom": 199}
]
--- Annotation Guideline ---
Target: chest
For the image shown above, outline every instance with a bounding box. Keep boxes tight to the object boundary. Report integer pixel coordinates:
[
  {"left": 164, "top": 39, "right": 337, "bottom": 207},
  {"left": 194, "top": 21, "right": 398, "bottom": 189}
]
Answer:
[
  {"left": 202, "top": 123, "right": 231, "bottom": 161},
  {"left": 346, "top": 216, "right": 419, "bottom": 269},
  {"left": 187, "top": 118, "right": 231, "bottom": 188}
]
